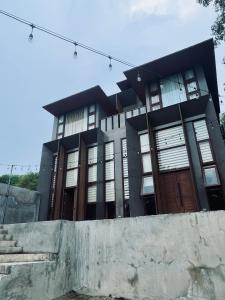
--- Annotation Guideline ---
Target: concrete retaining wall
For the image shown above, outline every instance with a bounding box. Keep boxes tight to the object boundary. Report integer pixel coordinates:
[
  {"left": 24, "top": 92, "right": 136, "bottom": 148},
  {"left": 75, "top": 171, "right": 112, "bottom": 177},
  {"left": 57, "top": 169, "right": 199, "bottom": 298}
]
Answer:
[
  {"left": 1, "top": 211, "right": 225, "bottom": 299},
  {"left": 0, "top": 183, "right": 40, "bottom": 224}
]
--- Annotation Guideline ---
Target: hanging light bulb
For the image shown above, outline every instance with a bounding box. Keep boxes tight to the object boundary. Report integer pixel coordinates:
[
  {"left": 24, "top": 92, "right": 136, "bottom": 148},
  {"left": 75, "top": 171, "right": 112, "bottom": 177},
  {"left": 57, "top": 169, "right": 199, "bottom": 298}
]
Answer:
[
  {"left": 28, "top": 24, "right": 35, "bottom": 41},
  {"left": 137, "top": 71, "right": 142, "bottom": 82},
  {"left": 73, "top": 42, "right": 78, "bottom": 58},
  {"left": 108, "top": 56, "right": 112, "bottom": 70}
]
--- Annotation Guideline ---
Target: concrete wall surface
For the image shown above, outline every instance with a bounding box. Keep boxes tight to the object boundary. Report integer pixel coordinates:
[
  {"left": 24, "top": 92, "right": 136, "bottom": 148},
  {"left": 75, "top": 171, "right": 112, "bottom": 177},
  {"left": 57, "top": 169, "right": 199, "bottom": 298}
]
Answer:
[
  {"left": 0, "top": 211, "right": 225, "bottom": 300},
  {"left": 0, "top": 183, "right": 40, "bottom": 224}
]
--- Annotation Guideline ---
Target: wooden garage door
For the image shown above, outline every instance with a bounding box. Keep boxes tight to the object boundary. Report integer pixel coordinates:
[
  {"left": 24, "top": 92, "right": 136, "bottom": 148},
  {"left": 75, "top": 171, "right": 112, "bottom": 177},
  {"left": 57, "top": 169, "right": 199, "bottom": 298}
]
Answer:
[{"left": 158, "top": 170, "right": 198, "bottom": 214}]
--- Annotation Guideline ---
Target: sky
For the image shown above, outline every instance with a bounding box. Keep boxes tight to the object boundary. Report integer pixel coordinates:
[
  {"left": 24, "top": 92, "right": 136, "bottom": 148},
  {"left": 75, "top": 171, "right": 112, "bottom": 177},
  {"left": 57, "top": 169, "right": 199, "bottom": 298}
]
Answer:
[{"left": 0, "top": 0, "right": 224, "bottom": 175}]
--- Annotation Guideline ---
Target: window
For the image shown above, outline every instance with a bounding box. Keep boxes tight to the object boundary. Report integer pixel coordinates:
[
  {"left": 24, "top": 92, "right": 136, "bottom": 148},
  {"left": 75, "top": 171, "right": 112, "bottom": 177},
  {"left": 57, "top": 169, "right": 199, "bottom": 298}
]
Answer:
[
  {"left": 122, "top": 139, "right": 130, "bottom": 201},
  {"left": 140, "top": 133, "right": 154, "bottom": 195},
  {"left": 64, "top": 108, "right": 87, "bottom": 137},
  {"left": 50, "top": 155, "right": 58, "bottom": 210},
  {"left": 183, "top": 68, "right": 200, "bottom": 101},
  {"left": 204, "top": 166, "right": 220, "bottom": 186},
  {"left": 142, "top": 176, "right": 154, "bottom": 195},
  {"left": 105, "top": 142, "right": 115, "bottom": 202},
  {"left": 87, "top": 146, "right": 98, "bottom": 203},
  {"left": 199, "top": 141, "right": 213, "bottom": 163},
  {"left": 65, "top": 151, "right": 79, "bottom": 188},
  {"left": 149, "top": 82, "right": 162, "bottom": 111},
  {"left": 88, "top": 104, "right": 96, "bottom": 130},
  {"left": 57, "top": 115, "right": 65, "bottom": 139},
  {"left": 155, "top": 125, "right": 189, "bottom": 171},
  {"left": 160, "top": 73, "right": 187, "bottom": 107}
]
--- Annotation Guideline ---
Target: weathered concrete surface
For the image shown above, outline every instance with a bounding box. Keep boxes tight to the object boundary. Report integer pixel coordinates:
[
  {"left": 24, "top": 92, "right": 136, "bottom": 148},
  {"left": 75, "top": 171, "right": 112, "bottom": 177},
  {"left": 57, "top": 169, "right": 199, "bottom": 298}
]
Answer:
[
  {"left": 0, "top": 211, "right": 225, "bottom": 300},
  {"left": 0, "top": 183, "right": 40, "bottom": 224},
  {"left": 53, "top": 292, "right": 121, "bottom": 300}
]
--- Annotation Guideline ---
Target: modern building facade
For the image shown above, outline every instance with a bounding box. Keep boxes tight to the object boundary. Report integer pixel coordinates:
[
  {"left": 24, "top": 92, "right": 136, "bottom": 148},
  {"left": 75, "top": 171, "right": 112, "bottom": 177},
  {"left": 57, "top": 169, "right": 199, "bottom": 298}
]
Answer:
[{"left": 38, "top": 39, "right": 225, "bottom": 221}]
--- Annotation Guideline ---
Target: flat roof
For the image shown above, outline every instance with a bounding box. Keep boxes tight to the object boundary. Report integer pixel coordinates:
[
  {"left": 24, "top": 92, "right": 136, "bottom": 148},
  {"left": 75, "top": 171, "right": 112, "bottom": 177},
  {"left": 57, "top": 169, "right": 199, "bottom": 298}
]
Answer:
[{"left": 43, "top": 85, "right": 117, "bottom": 117}]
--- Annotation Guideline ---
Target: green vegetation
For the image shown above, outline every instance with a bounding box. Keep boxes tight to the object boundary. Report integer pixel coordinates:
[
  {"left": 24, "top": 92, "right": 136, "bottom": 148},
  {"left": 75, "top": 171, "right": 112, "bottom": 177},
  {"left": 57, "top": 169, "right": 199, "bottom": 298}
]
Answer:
[
  {"left": 197, "top": 0, "right": 225, "bottom": 46},
  {"left": 0, "top": 172, "right": 39, "bottom": 191}
]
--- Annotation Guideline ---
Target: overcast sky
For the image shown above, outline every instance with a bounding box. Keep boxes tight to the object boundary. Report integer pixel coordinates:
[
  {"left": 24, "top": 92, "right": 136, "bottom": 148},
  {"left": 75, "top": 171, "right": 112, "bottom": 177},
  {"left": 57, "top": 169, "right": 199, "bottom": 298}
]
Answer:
[{"left": 0, "top": 0, "right": 224, "bottom": 175}]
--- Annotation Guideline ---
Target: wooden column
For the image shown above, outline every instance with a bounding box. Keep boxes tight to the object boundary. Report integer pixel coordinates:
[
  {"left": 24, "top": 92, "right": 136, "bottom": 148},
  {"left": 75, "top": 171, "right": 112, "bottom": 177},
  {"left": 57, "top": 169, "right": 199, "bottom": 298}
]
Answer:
[
  {"left": 77, "top": 136, "right": 88, "bottom": 221},
  {"left": 53, "top": 142, "right": 65, "bottom": 220}
]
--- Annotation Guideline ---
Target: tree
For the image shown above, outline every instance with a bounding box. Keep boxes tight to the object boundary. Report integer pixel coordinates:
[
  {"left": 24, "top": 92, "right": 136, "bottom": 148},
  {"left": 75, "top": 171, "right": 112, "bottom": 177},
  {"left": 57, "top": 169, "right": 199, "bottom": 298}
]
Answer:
[
  {"left": 0, "top": 172, "right": 39, "bottom": 191},
  {"left": 220, "top": 112, "right": 225, "bottom": 125},
  {"left": 197, "top": 0, "right": 225, "bottom": 46}
]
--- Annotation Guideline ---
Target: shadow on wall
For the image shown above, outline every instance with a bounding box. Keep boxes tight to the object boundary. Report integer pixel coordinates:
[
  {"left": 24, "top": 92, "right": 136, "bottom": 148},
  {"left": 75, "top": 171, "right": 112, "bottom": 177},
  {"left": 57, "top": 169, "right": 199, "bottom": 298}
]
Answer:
[{"left": 0, "top": 183, "right": 40, "bottom": 224}]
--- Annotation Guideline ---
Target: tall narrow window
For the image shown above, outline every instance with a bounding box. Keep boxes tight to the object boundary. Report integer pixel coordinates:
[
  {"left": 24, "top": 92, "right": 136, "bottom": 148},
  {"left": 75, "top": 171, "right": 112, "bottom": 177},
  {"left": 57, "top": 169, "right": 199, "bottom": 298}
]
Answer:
[
  {"left": 50, "top": 155, "right": 58, "bottom": 213},
  {"left": 57, "top": 115, "right": 64, "bottom": 139},
  {"left": 183, "top": 69, "right": 200, "bottom": 100},
  {"left": 87, "top": 146, "right": 97, "bottom": 203},
  {"left": 105, "top": 142, "right": 115, "bottom": 202},
  {"left": 122, "top": 139, "right": 130, "bottom": 216},
  {"left": 64, "top": 108, "right": 88, "bottom": 137},
  {"left": 65, "top": 151, "right": 79, "bottom": 188},
  {"left": 160, "top": 73, "right": 187, "bottom": 107},
  {"left": 88, "top": 104, "right": 96, "bottom": 130},
  {"left": 194, "top": 119, "right": 220, "bottom": 187},
  {"left": 149, "top": 82, "right": 162, "bottom": 111},
  {"left": 140, "top": 133, "right": 154, "bottom": 195}
]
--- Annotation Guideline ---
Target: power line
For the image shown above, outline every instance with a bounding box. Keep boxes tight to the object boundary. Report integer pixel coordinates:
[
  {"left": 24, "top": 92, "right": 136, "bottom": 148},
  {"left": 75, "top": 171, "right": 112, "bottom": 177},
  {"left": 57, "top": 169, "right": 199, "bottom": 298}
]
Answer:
[{"left": 0, "top": 9, "right": 225, "bottom": 100}]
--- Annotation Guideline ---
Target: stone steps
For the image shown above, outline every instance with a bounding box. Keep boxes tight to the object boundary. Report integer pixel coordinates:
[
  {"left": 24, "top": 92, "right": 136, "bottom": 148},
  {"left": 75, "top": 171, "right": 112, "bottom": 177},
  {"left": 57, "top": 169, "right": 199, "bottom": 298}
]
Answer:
[
  {"left": 0, "top": 246, "right": 23, "bottom": 254},
  {"left": 0, "top": 253, "right": 55, "bottom": 263},
  {"left": 0, "top": 229, "right": 8, "bottom": 235},
  {"left": 0, "top": 240, "right": 17, "bottom": 247},
  {"left": 0, "top": 234, "right": 13, "bottom": 241}
]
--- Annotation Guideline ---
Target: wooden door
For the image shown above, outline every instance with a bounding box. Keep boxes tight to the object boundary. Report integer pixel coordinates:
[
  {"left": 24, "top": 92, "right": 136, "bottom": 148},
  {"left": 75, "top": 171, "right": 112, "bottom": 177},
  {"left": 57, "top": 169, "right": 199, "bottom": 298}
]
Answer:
[{"left": 158, "top": 170, "right": 198, "bottom": 214}]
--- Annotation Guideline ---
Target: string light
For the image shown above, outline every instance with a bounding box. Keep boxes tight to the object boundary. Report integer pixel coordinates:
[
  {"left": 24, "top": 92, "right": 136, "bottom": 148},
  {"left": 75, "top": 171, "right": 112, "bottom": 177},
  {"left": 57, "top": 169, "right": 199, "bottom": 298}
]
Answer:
[
  {"left": 108, "top": 56, "right": 112, "bottom": 70},
  {"left": 28, "top": 24, "right": 35, "bottom": 41},
  {"left": 73, "top": 42, "right": 78, "bottom": 58},
  {"left": 137, "top": 71, "right": 142, "bottom": 82}
]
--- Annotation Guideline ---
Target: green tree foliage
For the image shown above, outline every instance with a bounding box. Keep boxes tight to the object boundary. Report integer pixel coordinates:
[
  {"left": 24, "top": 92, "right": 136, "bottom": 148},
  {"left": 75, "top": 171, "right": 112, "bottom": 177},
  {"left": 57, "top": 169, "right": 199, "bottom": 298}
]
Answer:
[
  {"left": 197, "top": 0, "right": 225, "bottom": 46},
  {"left": 220, "top": 112, "right": 225, "bottom": 125},
  {"left": 0, "top": 172, "right": 39, "bottom": 191}
]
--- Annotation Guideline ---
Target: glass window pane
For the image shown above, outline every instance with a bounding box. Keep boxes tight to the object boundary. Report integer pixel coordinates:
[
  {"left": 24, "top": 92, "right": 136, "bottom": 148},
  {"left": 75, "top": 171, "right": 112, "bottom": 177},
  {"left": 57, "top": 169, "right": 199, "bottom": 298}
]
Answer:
[
  {"left": 152, "top": 105, "right": 160, "bottom": 111},
  {"left": 66, "top": 169, "right": 78, "bottom": 187},
  {"left": 185, "top": 69, "right": 194, "bottom": 80},
  {"left": 142, "top": 176, "right": 154, "bottom": 195},
  {"left": 58, "top": 115, "right": 64, "bottom": 123},
  {"left": 142, "top": 154, "right": 152, "bottom": 173},
  {"left": 140, "top": 133, "right": 150, "bottom": 153},
  {"left": 89, "top": 104, "right": 95, "bottom": 113},
  {"left": 67, "top": 151, "right": 79, "bottom": 169},
  {"left": 88, "top": 114, "right": 95, "bottom": 124},
  {"left": 189, "top": 93, "right": 199, "bottom": 100},
  {"left": 151, "top": 94, "right": 160, "bottom": 104},
  {"left": 57, "top": 134, "right": 63, "bottom": 139},
  {"left": 150, "top": 82, "right": 158, "bottom": 92},
  {"left": 88, "top": 185, "right": 97, "bottom": 203},
  {"left": 105, "top": 142, "right": 114, "bottom": 160},
  {"left": 58, "top": 124, "right": 63, "bottom": 134},
  {"left": 187, "top": 81, "right": 198, "bottom": 93},
  {"left": 160, "top": 73, "right": 187, "bottom": 107},
  {"left": 105, "top": 181, "right": 115, "bottom": 202},
  {"left": 105, "top": 161, "right": 114, "bottom": 180},
  {"left": 88, "top": 124, "right": 95, "bottom": 130},
  {"left": 88, "top": 147, "right": 97, "bottom": 164},
  {"left": 88, "top": 165, "right": 97, "bottom": 182},
  {"left": 199, "top": 141, "right": 213, "bottom": 163},
  {"left": 204, "top": 167, "right": 219, "bottom": 186}
]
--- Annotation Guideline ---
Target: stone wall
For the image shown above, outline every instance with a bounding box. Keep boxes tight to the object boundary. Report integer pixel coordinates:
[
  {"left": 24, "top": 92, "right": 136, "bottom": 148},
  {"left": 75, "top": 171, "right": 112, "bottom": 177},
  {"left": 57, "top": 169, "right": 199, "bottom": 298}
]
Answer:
[
  {"left": 1, "top": 211, "right": 225, "bottom": 300},
  {"left": 0, "top": 183, "right": 40, "bottom": 224}
]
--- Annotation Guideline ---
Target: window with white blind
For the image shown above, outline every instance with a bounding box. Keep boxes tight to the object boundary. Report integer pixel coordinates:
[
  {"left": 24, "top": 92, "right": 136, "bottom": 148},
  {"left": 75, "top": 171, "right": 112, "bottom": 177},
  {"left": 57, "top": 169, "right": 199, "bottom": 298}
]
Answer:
[
  {"left": 105, "top": 142, "right": 115, "bottom": 202},
  {"left": 57, "top": 115, "right": 64, "bottom": 139},
  {"left": 183, "top": 69, "right": 200, "bottom": 100},
  {"left": 193, "top": 119, "right": 219, "bottom": 186},
  {"left": 122, "top": 139, "right": 129, "bottom": 200},
  {"left": 65, "top": 151, "right": 79, "bottom": 188},
  {"left": 50, "top": 155, "right": 58, "bottom": 209},
  {"left": 87, "top": 146, "right": 98, "bottom": 203},
  {"left": 140, "top": 133, "right": 154, "bottom": 195},
  {"left": 156, "top": 125, "right": 189, "bottom": 171},
  {"left": 64, "top": 107, "right": 88, "bottom": 137}
]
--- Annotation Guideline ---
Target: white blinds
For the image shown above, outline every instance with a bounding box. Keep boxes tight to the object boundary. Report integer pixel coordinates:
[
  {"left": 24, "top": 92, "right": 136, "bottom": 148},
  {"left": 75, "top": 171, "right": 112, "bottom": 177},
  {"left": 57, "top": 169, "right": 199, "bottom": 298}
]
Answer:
[
  {"left": 156, "top": 125, "right": 189, "bottom": 171},
  {"left": 88, "top": 185, "right": 97, "bottom": 203},
  {"left": 199, "top": 141, "right": 213, "bottom": 163},
  {"left": 64, "top": 107, "right": 87, "bottom": 137},
  {"left": 140, "top": 133, "right": 150, "bottom": 153},
  {"left": 105, "top": 161, "right": 115, "bottom": 181},
  {"left": 124, "top": 178, "right": 129, "bottom": 200},
  {"left": 65, "top": 169, "right": 78, "bottom": 188},
  {"left": 105, "top": 181, "right": 115, "bottom": 202},
  {"left": 67, "top": 151, "right": 79, "bottom": 169},
  {"left": 194, "top": 120, "right": 209, "bottom": 141},
  {"left": 88, "top": 147, "right": 97, "bottom": 164},
  {"left": 105, "top": 142, "right": 114, "bottom": 160},
  {"left": 122, "top": 138, "right": 129, "bottom": 200}
]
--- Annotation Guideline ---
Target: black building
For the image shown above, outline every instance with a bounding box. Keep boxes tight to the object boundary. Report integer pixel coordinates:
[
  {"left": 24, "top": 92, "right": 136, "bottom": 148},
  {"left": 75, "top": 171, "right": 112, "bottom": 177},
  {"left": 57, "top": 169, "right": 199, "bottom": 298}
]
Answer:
[{"left": 38, "top": 39, "right": 225, "bottom": 221}]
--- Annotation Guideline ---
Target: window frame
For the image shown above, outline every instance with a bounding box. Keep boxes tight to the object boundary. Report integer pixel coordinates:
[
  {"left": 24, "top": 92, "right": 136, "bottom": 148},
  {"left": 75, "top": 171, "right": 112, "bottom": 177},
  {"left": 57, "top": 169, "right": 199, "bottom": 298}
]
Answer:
[
  {"left": 87, "top": 145, "right": 98, "bottom": 203},
  {"left": 203, "top": 165, "right": 221, "bottom": 187},
  {"left": 104, "top": 141, "right": 115, "bottom": 203}
]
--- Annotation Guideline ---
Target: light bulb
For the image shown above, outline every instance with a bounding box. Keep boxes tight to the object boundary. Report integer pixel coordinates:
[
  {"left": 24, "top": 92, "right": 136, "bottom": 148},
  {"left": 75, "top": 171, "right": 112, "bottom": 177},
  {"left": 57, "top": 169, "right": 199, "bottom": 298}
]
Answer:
[
  {"left": 108, "top": 56, "right": 112, "bottom": 70},
  {"left": 137, "top": 71, "right": 142, "bottom": 82},
  {"left": 28, "top": 25, "right": 34, "bottom": 42},
  {"left": 73, "top": 43, "right": 78, "bottom": 58}
]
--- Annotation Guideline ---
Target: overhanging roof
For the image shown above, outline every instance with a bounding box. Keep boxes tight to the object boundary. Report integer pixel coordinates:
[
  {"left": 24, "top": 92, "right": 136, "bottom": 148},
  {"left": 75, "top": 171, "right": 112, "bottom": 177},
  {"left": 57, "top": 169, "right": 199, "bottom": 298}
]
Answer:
[
  {"left": 43, "top": 86, "right": 117, "bottom": 117},
  {"left": 122, "top": 39, "right": 220, "bottom": 114}
]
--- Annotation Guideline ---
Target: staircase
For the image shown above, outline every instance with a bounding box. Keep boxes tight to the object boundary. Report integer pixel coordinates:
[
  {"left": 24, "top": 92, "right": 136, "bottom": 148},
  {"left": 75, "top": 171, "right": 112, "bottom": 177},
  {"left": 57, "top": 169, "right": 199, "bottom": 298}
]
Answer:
[{"left": 0, "top": 224, "right": 56, "bottom": 277}]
